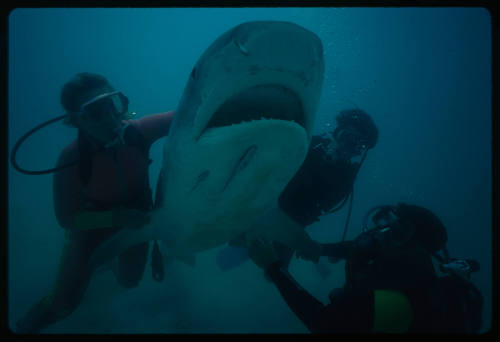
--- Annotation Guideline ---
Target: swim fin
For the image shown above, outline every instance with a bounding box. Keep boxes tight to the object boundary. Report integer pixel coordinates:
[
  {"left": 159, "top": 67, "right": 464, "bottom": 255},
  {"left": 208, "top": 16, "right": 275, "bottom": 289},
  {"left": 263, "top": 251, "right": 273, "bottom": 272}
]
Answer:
[{"left": 216, "top": 245, "right": 249, "bottom": 271}]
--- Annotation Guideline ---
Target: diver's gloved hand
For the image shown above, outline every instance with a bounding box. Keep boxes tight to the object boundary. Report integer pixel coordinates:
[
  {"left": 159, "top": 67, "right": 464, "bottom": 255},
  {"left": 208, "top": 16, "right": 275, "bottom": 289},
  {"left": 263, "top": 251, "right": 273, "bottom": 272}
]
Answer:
[
  {"left": 112, "top": 208, "right": 151, "bottom": 229},
  {"left": 295, "top": 239, "right": 322, "bottom": 264},
  {"left": 440, "top": 258, "right": 480, "bottom": 280},
  {"left": 248, "top": 238, "right": 280, "bottom": 270}
]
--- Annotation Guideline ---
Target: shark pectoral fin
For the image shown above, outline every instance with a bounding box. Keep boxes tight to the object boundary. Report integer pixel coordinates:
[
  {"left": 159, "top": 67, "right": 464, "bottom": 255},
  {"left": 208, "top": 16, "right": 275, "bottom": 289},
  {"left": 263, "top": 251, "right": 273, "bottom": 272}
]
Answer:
[
  {"left": 251, "top": 207, "right": 321, "bottom": 263},
  {"left": 88, "top": 225, "right": 154, "bottom": 272}
]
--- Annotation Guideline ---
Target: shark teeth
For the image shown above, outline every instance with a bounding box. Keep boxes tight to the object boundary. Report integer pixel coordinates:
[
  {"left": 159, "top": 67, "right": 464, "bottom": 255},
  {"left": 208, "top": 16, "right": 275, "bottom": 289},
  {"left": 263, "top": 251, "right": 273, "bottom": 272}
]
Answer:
[
  {"left": 225, "top": 117, "right": 300, "bottom": 128},
  {"left": 206, "top": 84, "right": 303, "bottom": 130}
]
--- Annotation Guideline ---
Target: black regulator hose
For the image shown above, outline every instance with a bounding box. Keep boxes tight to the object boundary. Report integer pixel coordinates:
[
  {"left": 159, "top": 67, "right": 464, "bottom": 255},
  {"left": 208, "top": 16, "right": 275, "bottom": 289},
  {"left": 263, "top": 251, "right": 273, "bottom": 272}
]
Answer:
[
  {"left": 327, "top": 148, "right": 369, "bottom": 242},
  {"left": 10, "top": 114, "right": 78, "bottom": 175},
  {"left": 340, "top": 190, "right": 354, "bottom": 242}
]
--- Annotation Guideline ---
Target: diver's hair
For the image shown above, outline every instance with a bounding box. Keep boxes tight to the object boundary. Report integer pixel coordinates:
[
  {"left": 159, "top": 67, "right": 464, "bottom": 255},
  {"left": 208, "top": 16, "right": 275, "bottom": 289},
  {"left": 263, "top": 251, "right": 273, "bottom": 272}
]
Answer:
[
  {"left": 60, "top": 73, "right": 111, "bottom": 126},
  {"left": 336, "top": 109, "right": 379, "bottom": 149},
  {"left": 394, "top": 203, "right": 448, "bottom": 253}
]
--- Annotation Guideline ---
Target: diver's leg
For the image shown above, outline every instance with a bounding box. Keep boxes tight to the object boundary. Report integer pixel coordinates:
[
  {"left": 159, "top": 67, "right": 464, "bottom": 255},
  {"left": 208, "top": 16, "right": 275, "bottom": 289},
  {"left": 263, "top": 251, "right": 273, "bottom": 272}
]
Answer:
[
  {"left": 15, "top": 231, "right": 93, "bottom": 333},
  {"left": 115, "top": 241, "right": 149, "bottom": 288},
  {"left": 15, "top": 228, "right": 119, "bottom": 333}
]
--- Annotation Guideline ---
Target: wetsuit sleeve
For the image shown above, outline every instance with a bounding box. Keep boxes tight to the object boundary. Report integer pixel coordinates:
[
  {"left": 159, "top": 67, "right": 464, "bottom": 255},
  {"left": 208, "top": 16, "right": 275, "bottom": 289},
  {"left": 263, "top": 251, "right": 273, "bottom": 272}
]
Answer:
[
  {"left": 265, "top": 261, "right": 333, "bottom": 333},
  {"left": 321, "top": 241, "right": 356, "bottom": 259},
  {"left": 53, "top": 146, "right": 83, "bottom": 230},
  {"left": 134, "top": 111, "right": 175, "bottom": 146},
  {"left": 265, "top": 261, "right": 374, "bottom": 333}
]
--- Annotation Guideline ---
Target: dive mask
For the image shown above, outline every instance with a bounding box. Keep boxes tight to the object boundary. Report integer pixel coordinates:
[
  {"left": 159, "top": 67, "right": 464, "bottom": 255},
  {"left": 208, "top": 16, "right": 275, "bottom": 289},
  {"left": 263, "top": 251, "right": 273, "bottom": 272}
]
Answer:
[
  {"left": 78, "top": 91, "right": 133, "bottom": 122},
  {"left": 333, "top": 126, "right": 367, "bottom": 156},
  {"left": 357, "top": 205, "right": 415, "bottom": 253}
]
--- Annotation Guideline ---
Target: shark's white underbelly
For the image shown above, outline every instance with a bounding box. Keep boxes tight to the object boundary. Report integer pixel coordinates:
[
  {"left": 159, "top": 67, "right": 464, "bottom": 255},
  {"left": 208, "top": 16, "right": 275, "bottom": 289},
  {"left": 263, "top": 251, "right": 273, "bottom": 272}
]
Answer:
[{"left": 154, "top": 120, "right": 308, "bottom": 256}]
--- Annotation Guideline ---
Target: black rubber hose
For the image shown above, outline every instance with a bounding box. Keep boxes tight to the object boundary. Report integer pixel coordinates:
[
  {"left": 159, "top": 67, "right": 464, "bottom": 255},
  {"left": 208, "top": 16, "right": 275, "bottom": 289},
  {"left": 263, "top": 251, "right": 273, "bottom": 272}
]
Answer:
[
  {"left": 10, "top": 115, "right": 78, "bottom": 175},
  {"left": 341, "top": 190, "right": 354, "bottom": 242},
  {"left": 329, "top": 148, "right": 369, "bottom": 242}
]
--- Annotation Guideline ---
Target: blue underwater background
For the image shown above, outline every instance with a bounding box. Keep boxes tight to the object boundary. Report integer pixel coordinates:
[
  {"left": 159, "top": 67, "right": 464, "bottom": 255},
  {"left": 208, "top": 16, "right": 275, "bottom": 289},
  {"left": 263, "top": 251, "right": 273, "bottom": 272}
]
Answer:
[{"left": 8, "top": 7, "right": 492, "bottom": 333}]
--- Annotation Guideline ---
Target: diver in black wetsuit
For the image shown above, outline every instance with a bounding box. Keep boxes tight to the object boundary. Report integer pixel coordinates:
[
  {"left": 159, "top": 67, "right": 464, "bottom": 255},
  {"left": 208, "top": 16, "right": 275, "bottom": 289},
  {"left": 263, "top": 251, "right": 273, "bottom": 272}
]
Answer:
[
  {"left": 248, "top": 203, "right": 484, "bottom": 333},
  {"left": 274, "top": 108, "right": 378, "bottom": 266},
  {"left": 278, "top": 108, "right": 378, "bottom": 228},
  {"left": 216, "top": 108, "right": 379, "bottom": 270}
]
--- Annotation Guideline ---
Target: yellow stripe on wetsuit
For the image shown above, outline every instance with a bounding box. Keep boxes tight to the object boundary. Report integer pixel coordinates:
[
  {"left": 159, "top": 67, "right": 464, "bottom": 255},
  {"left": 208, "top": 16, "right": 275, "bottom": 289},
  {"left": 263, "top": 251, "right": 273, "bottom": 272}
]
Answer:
[{"left": 373, "top": 290, "right": 414, "bottom": 333}]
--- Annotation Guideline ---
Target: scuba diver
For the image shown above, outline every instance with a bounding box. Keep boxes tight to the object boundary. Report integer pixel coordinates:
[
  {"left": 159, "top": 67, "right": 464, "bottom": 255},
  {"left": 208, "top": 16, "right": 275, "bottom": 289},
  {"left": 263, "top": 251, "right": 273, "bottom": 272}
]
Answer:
[
  {"left": 248, "top": 203, "right": 484, "bottom": 333},
  {"left": 216, "top": 108, "right": 379, "bottom": 271},
  {"left": 13, "top": 73, "right": 174, "bottom": 333}
]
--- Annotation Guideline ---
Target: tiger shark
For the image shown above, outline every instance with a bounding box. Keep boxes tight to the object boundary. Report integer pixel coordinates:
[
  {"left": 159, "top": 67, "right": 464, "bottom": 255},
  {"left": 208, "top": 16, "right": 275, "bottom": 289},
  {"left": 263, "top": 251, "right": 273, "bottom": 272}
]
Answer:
[{"left": 89, "top": 21, "right": 325, "bottom": 270}]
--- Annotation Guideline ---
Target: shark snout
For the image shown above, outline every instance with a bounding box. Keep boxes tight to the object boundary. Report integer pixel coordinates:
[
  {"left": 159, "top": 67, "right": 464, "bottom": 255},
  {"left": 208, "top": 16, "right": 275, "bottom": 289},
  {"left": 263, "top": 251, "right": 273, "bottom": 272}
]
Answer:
[{"left": 179, "top": 21, "right": 324, "bottom": 140}]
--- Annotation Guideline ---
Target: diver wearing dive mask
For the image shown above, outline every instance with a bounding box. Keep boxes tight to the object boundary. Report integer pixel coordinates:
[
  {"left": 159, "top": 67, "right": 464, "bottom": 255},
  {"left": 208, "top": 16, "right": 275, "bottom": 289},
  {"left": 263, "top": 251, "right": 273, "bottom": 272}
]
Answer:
[
  {"left": 247, "top": 202, "right": 484, "bottom": 333},
  {"left": 10, "top": 87, "right": 137, "bottom": 175},
  {"left": 216, "top": 108, "right": 379, "bottom": 272},
  {"left": 74, "top": 90, "right": 136, "bottom": 149},
  {"left": 14, "top": 73, "right": 175, "bottom": 334}
]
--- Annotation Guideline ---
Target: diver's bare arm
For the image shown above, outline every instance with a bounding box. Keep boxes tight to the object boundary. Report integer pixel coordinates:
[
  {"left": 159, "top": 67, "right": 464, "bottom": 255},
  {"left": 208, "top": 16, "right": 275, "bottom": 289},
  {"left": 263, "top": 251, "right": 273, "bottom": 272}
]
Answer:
[{"left": 136, "top": 111, "right": 175, "bottom": 145}]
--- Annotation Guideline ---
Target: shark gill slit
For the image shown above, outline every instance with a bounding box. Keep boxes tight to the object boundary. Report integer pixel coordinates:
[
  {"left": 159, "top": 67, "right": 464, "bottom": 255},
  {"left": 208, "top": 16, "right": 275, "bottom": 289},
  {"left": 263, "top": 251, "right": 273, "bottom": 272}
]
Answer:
[
  {"left": 222, "top": 144, "right": 258, "bottom": 192},
  {"left": 189, "top": 170, "right": 210, "bottom": 194}
]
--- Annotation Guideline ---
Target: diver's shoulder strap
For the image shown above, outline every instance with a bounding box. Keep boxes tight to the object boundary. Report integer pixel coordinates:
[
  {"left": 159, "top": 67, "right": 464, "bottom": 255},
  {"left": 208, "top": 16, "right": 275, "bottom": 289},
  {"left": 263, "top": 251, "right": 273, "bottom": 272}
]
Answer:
[
  {"left": 77, "top": 124, "right": 151, "bottom": 188},
  {"left": 77, "top": 130, "right": 94, "bottom": 188},
  {"left": 77, "top": 124, "right": 153, "bottom": 214},
  {"left": 121, "top": 123, "right": 152, "bottom": 163}
]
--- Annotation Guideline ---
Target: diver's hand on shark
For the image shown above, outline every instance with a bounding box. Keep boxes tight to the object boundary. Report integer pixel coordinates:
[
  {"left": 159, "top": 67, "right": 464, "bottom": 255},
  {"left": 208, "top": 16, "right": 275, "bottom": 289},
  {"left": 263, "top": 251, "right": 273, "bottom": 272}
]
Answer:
[
  {"left": 112, "top": 208, "right": 151, "bottom": 230},
  {"left": 295, "top": 238, "right": 322, "bottom": 264}
]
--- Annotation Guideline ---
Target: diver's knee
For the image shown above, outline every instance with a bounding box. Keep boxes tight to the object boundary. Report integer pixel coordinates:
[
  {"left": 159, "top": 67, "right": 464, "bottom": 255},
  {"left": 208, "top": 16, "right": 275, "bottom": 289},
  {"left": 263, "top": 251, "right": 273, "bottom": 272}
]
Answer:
[{"left": 15, "top": 296, "right": 77, "bottom": 334}]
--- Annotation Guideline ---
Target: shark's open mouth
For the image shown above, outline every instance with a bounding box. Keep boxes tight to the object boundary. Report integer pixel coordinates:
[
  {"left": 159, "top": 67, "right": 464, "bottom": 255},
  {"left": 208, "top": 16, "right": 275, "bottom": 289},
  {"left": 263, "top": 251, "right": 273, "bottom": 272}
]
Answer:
[{"left": 204, "top": 84, "right": 304, "bottom": 133}]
